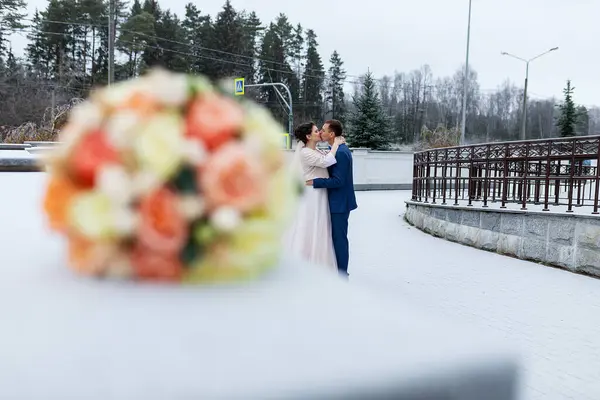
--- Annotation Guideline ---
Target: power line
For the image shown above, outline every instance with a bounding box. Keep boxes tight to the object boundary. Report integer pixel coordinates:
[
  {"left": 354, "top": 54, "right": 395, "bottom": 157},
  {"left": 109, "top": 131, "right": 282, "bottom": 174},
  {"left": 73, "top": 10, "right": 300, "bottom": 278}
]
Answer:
[
  {"left": 7, "top": 25, "right": 561, "bottom": 101},
  {"left": 19, "top": 17, "right": 337, "bottom": 78},
  {"left": 11, "top": 20, "right": 507, "bottom": 95}
]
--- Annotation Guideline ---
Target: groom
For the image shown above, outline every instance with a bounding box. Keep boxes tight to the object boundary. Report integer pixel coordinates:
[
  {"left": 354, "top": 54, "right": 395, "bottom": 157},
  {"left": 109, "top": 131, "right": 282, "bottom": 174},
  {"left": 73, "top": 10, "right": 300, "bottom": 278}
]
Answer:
[{"left": 306, "top": 120, "right": 358, "bottom": 277}]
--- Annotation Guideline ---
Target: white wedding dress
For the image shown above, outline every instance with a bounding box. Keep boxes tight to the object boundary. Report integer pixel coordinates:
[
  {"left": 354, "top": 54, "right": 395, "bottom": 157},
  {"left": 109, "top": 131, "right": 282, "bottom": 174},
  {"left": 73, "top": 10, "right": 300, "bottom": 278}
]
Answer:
[{"left": 283, "top": 142, "right": 338, "bottom": 270}]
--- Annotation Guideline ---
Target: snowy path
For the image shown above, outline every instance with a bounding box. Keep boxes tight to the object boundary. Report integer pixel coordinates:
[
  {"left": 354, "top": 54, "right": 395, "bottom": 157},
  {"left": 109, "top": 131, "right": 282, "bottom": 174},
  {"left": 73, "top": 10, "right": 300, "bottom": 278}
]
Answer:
[
  {"left": 349, "top": 191, "right": 600, "bottom": 400},
  {"left": 1, "top": 173, "right": 599, "bottom": 399}
]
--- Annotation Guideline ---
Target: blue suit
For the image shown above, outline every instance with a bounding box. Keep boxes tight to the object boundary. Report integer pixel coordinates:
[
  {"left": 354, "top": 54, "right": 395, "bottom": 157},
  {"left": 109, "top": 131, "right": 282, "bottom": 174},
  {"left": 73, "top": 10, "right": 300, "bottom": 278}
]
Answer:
[{"left": 312, "top": 144, "right": 358, "bottom": 276}]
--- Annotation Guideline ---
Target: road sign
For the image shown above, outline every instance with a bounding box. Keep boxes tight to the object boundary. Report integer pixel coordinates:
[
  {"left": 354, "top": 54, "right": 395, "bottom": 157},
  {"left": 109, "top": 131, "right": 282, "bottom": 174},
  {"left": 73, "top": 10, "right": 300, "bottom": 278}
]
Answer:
[{"left": 234, "top": 78, "right": 244, "bottom": 96}]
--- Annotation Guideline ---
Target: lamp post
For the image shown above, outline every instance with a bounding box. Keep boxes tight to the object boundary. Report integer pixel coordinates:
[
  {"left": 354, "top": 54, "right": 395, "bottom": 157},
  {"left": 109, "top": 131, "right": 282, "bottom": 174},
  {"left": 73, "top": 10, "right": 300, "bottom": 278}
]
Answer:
[
  {"left": 460, "top": 0, "right": 472, "bottom": 145},
  {"left": 501, "top": 47, "right": 558, "bottom": 140}
]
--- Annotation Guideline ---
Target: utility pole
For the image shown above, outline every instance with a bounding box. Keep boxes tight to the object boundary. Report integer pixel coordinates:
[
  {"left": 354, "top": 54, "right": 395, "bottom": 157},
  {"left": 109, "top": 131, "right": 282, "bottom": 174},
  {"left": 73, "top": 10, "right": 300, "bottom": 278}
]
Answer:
[
  {"left": 460, "top": 0, "right": 472, "bottom": 145},
  {"left": 107, "top": 0, "right": 115, "bottom": 85},
  {"left": 500, "top": 47, "right": 558, "bottom": 140},
  {"left": 522, "top": 62, "right": 529, "bottom": 140}
]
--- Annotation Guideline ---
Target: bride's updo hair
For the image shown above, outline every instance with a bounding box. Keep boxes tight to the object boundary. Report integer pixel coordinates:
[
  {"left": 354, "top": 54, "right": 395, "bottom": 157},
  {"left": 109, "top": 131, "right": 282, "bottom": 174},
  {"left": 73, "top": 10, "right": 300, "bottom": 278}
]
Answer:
[{"left": 294, "top": 122, "right": 315, "bottom": 144}]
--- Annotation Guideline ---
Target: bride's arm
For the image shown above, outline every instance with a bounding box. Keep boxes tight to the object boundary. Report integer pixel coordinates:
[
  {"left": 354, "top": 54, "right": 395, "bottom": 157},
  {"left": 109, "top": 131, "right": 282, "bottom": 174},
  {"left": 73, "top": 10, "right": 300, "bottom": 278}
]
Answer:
[
  {"left": 302, "top": 148, "right": 337, "bottom": 168},
  {"left": 302, "top": 137, "right": 345, "bottom": 168}
]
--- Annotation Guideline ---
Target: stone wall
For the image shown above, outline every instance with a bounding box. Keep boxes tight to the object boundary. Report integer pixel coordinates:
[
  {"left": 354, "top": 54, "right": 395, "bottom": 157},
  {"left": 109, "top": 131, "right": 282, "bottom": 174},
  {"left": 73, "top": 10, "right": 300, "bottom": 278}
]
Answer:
[
  {"left": 405, "top": 201, "right": 600, "bottom": 278},
  {"left": 2, "top": 147, "right": 417, "bottom": 189},
  {"left": 284, "top": 148, "right": 414, "bottom": 190}
]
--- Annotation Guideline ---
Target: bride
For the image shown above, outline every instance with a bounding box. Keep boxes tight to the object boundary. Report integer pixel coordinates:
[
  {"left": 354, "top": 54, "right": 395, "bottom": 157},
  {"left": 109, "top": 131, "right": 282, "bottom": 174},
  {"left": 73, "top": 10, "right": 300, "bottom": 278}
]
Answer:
[{"left": 284, "top": 122, "right": 345, "bottom": 269}]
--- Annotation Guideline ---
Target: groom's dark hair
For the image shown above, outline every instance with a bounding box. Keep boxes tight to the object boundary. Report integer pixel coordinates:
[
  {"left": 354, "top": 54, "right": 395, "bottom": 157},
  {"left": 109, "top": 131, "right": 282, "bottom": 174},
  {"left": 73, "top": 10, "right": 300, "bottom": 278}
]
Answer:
[{"left": 325, "top": 119, "right": 343, "bottom": 137}]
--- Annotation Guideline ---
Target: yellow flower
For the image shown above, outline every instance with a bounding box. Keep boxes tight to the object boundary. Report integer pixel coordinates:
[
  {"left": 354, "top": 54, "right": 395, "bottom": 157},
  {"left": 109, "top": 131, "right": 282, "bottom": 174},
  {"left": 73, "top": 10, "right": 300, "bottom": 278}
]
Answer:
[
  {"left": 133, "top": 112, "right": 185, "bottom": 181},
  {"left": 69, "top": 191, "right": 136, "bottom": 240},
  {"left": 184, "top": 218, "right": 280, "bottom": 283},
  {"left": 242, "top": 103, "right": 285, "bottom": 167},
  {"left": 189, "top": 75, "right": 215, "bottom": 96},
  {"left": 262, "top": 167, "right": 299, "bottom": 228}
]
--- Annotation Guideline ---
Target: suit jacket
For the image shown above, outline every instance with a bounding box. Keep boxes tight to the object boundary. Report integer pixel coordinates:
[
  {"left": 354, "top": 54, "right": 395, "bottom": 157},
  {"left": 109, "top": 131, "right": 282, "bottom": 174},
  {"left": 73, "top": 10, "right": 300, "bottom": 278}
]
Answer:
[{"left": 313, "top": 144, "right": 358, "bottom": 214}]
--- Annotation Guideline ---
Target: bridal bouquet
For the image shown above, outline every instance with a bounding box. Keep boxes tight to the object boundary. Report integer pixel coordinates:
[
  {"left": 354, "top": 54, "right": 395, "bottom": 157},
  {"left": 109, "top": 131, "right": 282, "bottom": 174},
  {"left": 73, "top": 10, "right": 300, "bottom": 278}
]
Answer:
[{"left": 42, "top": 69, "right": 300, "bottom": 283}]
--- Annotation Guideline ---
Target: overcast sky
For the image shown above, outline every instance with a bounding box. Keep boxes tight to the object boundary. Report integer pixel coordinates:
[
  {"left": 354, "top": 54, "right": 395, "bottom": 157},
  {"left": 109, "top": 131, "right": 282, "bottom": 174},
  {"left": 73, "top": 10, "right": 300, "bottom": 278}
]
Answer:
[{"left": 9, "top": 0, "right": 600, "bottom": 106}]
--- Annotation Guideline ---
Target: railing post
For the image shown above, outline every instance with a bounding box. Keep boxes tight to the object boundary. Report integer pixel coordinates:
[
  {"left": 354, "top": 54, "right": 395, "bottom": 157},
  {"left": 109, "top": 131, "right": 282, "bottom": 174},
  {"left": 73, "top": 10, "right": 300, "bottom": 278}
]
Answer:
[
  {"left": 534, "top": 160, "right": 542, "bottom": 204},
  {"left": 521, "top": 143, "right": 529, "bottom": 210},
  {"left": 567, "top": 140, "right": 576, "bottom": 212},
  {"left": 483, "top": 144, "right": 491, "bottom": 207},
  {"left": 454, "top": 149, "right": 460, "bottom": 206},
  {"left": 432, "top": 150, "right": 438, "bottom": 204},
  {"left": 442, "top": 148, "right": 448, "bottom": 205},
  {"left": 424, "top": 151, "right": 430, "bottom": 203},
  {"left": 501, "top": 143, "right": 509, "bottom": 209},
  {"left": 594, "top": 143, "right": 600, "bottom": 214},
  {"left": 467, "top": 146, "right": 475, "bottom": 206},
  {"left": 543, "top": 140, "right": 551, "bottom": 211},
  {"left": 576, "top": 159, "right": 583, "bottom": 207},
  {"left": 554, "top": 160, "right": 561, "bottom": 205}
]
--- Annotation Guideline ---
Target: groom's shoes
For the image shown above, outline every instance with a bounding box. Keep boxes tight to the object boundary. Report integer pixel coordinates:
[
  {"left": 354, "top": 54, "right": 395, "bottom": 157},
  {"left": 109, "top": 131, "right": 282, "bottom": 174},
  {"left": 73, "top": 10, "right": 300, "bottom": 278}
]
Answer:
[{"left": 338, "top": 271, "right": 349, "bottom": 280}]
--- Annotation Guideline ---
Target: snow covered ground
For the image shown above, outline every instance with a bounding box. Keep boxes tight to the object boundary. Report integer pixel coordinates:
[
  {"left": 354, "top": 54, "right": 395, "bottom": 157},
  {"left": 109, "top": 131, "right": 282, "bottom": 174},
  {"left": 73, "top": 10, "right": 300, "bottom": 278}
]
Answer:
[
  {"left": 350, "top": 190, "right": 600, "bottom": 400},
  {"left": 0, "top": 173, "right": 599, "bottom": 399}
]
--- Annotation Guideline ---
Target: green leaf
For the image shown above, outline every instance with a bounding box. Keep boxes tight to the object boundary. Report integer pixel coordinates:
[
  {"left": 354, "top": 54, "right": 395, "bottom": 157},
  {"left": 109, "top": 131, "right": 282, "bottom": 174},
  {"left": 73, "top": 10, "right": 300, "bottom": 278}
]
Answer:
[
  {"left": 171, "top": 166, "right": 197, "bottom": 193},
  {"left": 180, "top": 237, "right": 202, "bottom": 267}
]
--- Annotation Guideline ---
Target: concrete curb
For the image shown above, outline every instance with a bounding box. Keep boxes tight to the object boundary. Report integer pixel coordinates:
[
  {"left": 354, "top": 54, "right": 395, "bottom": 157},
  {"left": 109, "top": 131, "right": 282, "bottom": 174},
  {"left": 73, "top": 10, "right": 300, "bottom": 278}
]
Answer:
[{"left": 405, "top": 201, "right": 600, "bottom": 279}]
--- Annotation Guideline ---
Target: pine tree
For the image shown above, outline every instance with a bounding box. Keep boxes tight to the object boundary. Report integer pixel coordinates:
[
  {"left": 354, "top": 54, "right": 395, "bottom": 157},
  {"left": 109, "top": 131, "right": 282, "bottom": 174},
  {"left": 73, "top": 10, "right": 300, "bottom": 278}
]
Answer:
[
  {"left": 26, "top": 10, "right": 51, "bottom": 78},
  {"left": 325, "top": 50, "right": 346, "bottom": 125},
  {"left": 78, "top": 0, "right": 108, "bottom": 82},
  {"left": 155, "top": 11, "right": 188, "bottom": 72},
  {"left": 257, "top": 22, "right": 291, "bottom": 126},
  {"left": 238, "top": 11, "right": 262, "bottom": 81},
  {"left": 348, "top": 71, "right": 392, "bottom": 149},
  {"left": 117, "top": 8, "right": 155, "bottom": 77},
  {"left": 290, "top": 23, "right": 304, "bottom": 78},
  {"left": 212, "top": 0, "right": 245, "bottom": 79},
  {"left": 301, "top": 29, "right": 324, "bottom": 122},
  {"left": 576, "top": 105, "right": 589, "bottom": 136},
  {"left": 182, "top": 3, "right": 215, "bottom": 77},
  {"left": 556, "top": 80, "right": 577, "bottom": 137},
  {"left": 140, "top": 0, "right": 162, "bottom": 70},
  {"left": 0, "top": 0, "right": 27, "bottom": 61}
]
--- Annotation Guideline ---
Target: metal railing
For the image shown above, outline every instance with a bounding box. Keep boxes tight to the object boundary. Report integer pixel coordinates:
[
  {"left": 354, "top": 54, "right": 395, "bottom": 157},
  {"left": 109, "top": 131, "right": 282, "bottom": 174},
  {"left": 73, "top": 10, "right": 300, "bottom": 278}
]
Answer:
[{"left": 412, "top": 135, "right": 600, "bottom": 214}]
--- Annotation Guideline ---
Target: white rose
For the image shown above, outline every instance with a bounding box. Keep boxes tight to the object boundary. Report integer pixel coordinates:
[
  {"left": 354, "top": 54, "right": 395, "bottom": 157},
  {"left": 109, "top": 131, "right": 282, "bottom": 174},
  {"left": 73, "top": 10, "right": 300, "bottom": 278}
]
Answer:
[
  {"left": 181, "top": 138, "right": 207, "bottom": 165},
  {"left": 69, "top": 102, "right": 104, "bottom": 130},
  {"left": 104, "top": 111, "right": 141, "bottom": 149},
  {"left": 97, "top": 164, "right": 133, "bottom": 205},
  {"left": 178, "top": 195, "right": 206, "bottom": 220},
  {"left": 143, "top": 69, "right": 189, "bottom": 107},
  {"left": 210, "top": 207, "right": 241, "bottom": 232}
]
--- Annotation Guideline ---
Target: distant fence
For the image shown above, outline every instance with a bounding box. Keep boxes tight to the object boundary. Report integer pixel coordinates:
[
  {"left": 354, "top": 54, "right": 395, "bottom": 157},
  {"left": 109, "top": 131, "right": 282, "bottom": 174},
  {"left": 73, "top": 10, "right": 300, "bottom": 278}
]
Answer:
[
  {"left": 2, "top": 143, "right": 416, "bottom": 190},
  {"left": 412, "top": 136, "right": 600, "bottom": 214}
]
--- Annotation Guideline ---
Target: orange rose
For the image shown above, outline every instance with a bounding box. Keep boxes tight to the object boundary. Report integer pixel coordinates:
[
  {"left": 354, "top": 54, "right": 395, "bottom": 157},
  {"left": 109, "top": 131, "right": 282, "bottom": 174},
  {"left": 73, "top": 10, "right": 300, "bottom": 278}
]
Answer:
[
  {"left": 70, "top": 130, "right": 121, "bottom": 187},
  {"left": 199, "top": 143, "right": 267, "bottom": 212},
  {"left": 67, "top": 235, "right": 114, "bottom": 276},
  {"left": 130, "top": 244, "right": 183, "bottom": 281},
  {"left": 43, "top": 174, "right": 81, "bottom": 232},
  {"left": 137, "top": 187, "right": 188, "bottom": 255},
  {"left": 122, "top": 92, "right": 161, "bottom": 116},
  {"left": 186, "top": 94, "right": 244, "bottom": 150}
]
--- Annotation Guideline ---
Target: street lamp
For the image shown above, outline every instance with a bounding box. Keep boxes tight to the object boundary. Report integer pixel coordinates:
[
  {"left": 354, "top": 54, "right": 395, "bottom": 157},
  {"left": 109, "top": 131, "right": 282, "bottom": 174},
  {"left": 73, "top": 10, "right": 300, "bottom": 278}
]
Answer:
[
  {"left": 501, "top": 47, "right": 559, "bottom": 140},
  {"left": 460, "top": 0, "right": 472, "bottom": 146}
]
